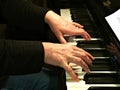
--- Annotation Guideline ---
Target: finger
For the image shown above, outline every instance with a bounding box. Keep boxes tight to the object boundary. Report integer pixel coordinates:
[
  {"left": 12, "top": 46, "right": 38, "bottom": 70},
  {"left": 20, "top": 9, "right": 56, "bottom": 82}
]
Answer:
[
  {"left": 82, "top": 55, "right": 93, "bottom": 65},
  {"left": 57, "top": 34, "right": 67, "bottom": 44},
  {"left": 72, "top": 22, "right": 84, "bottom": 28},
  {"left": 66, "top": 51, "right": 91, "bottom": 73},
  {"left": 81, "top": 31, "right": 92, "bottom": 40},
  {"left": 63, "top": 63, "right": 79, "bottom": 81},
  {"left": 72, "top": 50, "right": 93, "bottom": 65},
  {"left": 73, "top": 28, "right": 92, "bottom": 40},
  {"left": 85, "top": 51, "right": 95, "bottom": 60},
  {"left": 73, "top": 47, "right": 94, "bottom": 61},
  {"left": 69, "top": 56, "right": 91, "bottom": 72}
]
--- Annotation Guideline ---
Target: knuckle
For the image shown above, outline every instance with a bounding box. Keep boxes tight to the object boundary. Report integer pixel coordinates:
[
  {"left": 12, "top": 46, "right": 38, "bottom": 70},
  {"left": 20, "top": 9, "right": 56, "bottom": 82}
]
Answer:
[
  {"left": 77, "top": 59, "right": 82, "bottom": 63},
  {"left": 82, "top": 53, "right": 87, "bottom": 57}
]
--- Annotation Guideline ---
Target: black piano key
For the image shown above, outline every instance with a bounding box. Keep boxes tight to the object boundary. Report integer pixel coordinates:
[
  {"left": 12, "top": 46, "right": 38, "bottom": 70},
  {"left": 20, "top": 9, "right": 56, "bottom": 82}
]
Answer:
[
  {"left": 77, "top": 22, "right": 92, "bottom": 26},
  {"left": 85, "top": 31, "right": 100, "bottom": 37},
  {"left": 77, "top": 39, "right": 104, "bottom": 44},
  {"left": 82, "top": 57, "right": 116, "bottom": 71},
  {"left": 84, "top": 26, "right": 96, "bottom": 31},
  {"left": 90, "top": 34, "right": 100, "bottom": 38},
  {"left": 71, "top": 13, "right": 89, "bottom": 17},
  {"left": 71, "top": 10, "right": 88, "bottom": 14},
  {"left": 76, "top": 31, "right": 99, "bottom": 38},
  {"left": 70, "top": 8, "right": 88, "bottom": 15},
  {"left": 76, "top": 39, "right": 106, "bottom": 49},
  {"left": 74, "top": 18, "right": 91, "bottom": 23},
  {"left": 92, "top": 58, "right": 112, "bottom": 64},
  {"left": 77, "top": 43, "right": 105, "bottom": 49},
  {"left": 82, "top": 63, "right": 115, "bottom": 71},
  {"left": 84, "top": 73, "right": 120, "bottom": 84},
  {"left": 85, "top": 50, "right": 110, "bottom": 57},
  {"left": 89, "top": 64, "right": 116, "bottom": 71},
  {"left": 88, "top": 86, "right": 120, "bottom": 90}
]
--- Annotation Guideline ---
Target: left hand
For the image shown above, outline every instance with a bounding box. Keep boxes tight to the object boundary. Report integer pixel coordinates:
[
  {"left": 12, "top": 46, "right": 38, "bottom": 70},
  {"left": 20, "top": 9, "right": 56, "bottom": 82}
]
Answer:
[
  {"left": 45, "top": 11, "right": 91, "bottom": 43},
  {"left": 43, "top": 42, "right": 94, "bottom": 81}
]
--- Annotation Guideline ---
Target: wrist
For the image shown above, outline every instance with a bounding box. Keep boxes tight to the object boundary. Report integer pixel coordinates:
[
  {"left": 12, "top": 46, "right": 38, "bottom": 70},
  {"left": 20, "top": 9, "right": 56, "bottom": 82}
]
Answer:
[{"left": 44, "top": 10, "right": 61, "bottom": 25}]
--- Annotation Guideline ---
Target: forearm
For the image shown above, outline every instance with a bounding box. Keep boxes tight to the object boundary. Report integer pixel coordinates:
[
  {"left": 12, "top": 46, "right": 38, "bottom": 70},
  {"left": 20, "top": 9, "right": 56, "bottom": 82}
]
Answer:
[{"left": 0, "top": 39, "right": 44, "bottom": 75}]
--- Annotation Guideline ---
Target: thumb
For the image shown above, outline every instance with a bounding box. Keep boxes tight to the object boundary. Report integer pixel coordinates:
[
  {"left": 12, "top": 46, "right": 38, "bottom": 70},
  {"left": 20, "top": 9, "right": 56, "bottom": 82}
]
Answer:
[{"left": 58, "top": 35, "right": 67, "bottom": 44}]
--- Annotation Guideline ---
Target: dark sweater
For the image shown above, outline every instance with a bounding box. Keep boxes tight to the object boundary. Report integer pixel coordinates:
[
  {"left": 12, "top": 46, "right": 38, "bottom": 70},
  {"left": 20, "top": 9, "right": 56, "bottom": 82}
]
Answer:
[{"left": 0, "top": 0, "right": 50, "bottom": 87}]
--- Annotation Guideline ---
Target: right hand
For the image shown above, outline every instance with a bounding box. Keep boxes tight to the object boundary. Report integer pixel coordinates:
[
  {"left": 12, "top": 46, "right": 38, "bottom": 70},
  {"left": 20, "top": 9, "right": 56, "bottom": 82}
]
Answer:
[
  {"left": 43, "top": 42, "right": 94, "bottom": 81},
  {"left": 45, "top": 11, "right": 91, "bottom": 44}
]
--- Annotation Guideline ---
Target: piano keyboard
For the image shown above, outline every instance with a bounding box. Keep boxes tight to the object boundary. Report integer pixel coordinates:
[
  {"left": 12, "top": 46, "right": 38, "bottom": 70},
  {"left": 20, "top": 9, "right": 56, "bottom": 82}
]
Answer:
[{"left": 60, "top": 8, "right": 120, "bottom": 90}]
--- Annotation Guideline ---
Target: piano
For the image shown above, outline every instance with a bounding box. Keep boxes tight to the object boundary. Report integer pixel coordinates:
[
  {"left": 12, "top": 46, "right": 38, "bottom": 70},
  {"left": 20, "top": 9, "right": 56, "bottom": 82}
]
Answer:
[{"left": 60, "top": 0, "right": 120, "bottom": 90}]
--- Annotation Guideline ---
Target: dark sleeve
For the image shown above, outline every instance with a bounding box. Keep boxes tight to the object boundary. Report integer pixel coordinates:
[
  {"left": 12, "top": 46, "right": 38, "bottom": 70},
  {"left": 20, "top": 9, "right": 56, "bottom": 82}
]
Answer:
[
  {"left": 0, "top": 39, "right": 44, "bottom": 76},
  {"left": 0, "top": 0, "right": 50, "bottom": 30}
]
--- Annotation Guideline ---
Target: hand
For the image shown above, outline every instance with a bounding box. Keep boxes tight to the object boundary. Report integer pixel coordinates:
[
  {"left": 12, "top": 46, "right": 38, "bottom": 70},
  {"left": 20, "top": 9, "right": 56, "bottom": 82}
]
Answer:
[
  {"left": 45, "top": 11, "right": 91, "bottom": 43},
  {"left": 43, "top": 42, "right": 94, "bottom": 81}
]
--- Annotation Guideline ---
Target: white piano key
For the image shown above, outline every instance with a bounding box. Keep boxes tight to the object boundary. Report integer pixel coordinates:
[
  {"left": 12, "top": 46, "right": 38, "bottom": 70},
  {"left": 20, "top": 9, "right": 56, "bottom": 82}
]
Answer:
[
  {"left": 67, "top": 42, "right": 77, "bottom": 46},
  {"left": 94, "top": 57, "right": 110, "bottom": 59},
  {"left": 67, "top": 81, "right": 120, "bottom": 90},
  {"left": 82, "top": 48, "right": 106, "bottom": 50},
  {"left": 73, "top": 38, "right": 103, "bottom": 41},
  {"left": 60, "top": 9, "right": 72, "bottom": 22}
]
